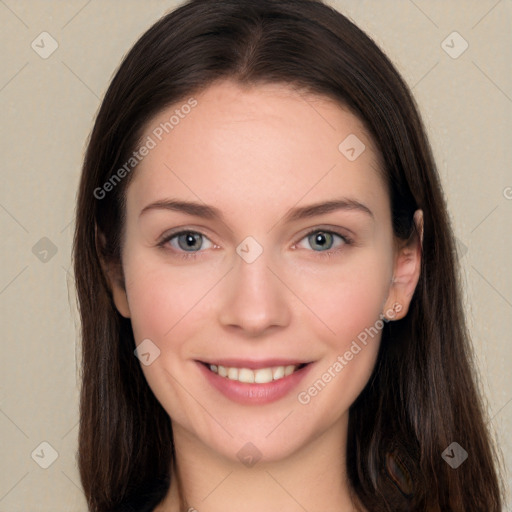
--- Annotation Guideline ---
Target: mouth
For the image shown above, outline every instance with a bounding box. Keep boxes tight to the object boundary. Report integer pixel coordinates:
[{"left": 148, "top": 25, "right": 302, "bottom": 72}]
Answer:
[
  {"left": 196, "top": 358, "right": 313, "bottom": 404},
  {"left": 200, "top": 361, "right": 309, "bottom": 384}
]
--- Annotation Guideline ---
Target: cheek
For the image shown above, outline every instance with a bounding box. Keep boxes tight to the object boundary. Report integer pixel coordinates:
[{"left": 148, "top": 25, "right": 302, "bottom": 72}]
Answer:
[
  {"left": 123, "top": 257, "right": 214, "bottom": 419},
  {"left": 290, "top": 253, "right": 391, "bottom": 347},
  {"left": 294, "top": 274, "right": 387, "bottom": 420},
  {"left": 289, "top": 252, "right": 390, "bottom": 411},
  {"left": 123, "top": 248, "right": 218, "bottom": 342}
]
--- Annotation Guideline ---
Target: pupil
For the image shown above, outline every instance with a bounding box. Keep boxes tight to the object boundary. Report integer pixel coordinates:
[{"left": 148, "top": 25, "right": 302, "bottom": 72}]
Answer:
[
  {"left": 311, "top": 231, "right": 332, "bottom": 250},
  {"left": 180, "top": 232, "right": 200, "bottom": 251}
]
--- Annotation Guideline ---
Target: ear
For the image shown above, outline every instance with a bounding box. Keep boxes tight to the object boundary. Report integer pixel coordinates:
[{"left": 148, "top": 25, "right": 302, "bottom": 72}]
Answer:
[
  {"left": 382, "top": 210, "right": 423, "bottom": 321},
  {"left": 95, "top": 224, "right": 131, "bottom": 318}
]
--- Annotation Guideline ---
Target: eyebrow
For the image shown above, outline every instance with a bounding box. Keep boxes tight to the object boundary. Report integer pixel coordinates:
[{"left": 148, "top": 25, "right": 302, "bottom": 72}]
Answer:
[{"left": 139, "top": 197, "right": 374, "bottom": 223}]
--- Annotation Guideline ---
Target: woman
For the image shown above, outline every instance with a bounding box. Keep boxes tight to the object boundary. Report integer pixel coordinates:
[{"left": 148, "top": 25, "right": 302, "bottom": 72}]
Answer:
[{"left": 72, "top": 0, "right": 505, "bottom": 510}]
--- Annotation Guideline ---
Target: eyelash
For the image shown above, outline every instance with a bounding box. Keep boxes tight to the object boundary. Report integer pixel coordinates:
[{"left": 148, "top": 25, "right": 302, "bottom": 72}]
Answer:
[{"left": 157, "top": 228, "right": 353, "bottom": 261}]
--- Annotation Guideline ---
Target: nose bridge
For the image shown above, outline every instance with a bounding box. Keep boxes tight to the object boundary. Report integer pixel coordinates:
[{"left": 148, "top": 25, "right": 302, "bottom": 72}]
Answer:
[{"left": 217, "top": 236, "right": 290, "bottom": 333}]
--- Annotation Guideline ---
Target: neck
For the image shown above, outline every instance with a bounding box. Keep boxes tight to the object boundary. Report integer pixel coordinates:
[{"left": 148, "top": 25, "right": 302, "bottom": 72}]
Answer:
[{"left": 155, "top": 411, "right": 365, "bottom": 512}]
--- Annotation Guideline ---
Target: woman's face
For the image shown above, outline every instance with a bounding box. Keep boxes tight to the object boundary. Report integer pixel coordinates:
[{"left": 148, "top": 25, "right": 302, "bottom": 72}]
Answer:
[{"left": 109, "top": 80, "right": 415, "bottom": 464}]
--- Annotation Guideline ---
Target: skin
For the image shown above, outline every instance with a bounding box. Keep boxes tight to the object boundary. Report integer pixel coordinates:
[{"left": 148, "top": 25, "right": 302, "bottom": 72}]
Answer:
[{"left": 104, "top": 79, "right": 423, "bottom": 512}]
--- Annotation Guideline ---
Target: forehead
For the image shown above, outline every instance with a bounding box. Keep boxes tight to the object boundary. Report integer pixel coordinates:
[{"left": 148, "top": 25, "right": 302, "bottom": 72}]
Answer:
[{"left": 126, "top": 80, "right": 388, "bottom": 225}]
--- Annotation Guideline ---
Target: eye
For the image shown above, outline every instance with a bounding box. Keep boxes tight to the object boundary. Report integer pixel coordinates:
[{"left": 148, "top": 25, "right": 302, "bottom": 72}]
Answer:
[
  {"left": 295, "top": 229, "right": 352, "bottom": 257},
  {"left": 157, "top": 227, "right": 353, "bottom": 261},
  {"left": 157, "top": 230, "right": 214, "bottom": 260}
]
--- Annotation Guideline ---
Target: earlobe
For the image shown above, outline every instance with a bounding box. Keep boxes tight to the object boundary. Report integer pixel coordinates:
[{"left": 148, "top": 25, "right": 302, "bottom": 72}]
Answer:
[
  {"left": 95, "top": 225, "right": 131, "bottom": 318},
  {"left": 110, "top": 276, "right": 131, "bottom": 319},
  {"left": 383, "top": 209, "right": 423, "bottom": 321}
]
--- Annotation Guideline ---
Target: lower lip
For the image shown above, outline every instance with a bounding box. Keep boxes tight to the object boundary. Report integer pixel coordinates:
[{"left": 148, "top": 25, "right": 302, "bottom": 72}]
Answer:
[{"left": 197, "top": 361, "right": 313, "bottom": 405}]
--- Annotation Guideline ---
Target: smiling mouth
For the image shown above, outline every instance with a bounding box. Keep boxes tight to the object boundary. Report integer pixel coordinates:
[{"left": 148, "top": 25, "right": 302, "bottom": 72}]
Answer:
[{"left": 201, "top": 362, "right": 309, "bottom": 384}]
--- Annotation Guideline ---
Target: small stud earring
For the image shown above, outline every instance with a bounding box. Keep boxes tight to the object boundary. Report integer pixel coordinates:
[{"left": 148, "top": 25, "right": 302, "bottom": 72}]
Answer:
[{"left": 383, "top": 301, "right": 400, "bottom": 321}]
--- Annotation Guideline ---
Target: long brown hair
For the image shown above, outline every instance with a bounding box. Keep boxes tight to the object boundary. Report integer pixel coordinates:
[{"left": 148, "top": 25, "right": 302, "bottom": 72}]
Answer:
[{"left": 72, "top": 0, "right": 505, "bottom": 510}]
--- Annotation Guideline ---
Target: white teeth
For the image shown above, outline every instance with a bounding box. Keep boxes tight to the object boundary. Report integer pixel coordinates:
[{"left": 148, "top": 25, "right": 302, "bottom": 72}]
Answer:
[
  {"left": 238, "top": 368, "right": 255, "bottom": 383},
  {"left": 284, "top": 365, "right": 295, "bottom": 376},
  {"left": 272, "top": 366, "right": 284, "bottom": 380},
  {"left": 254, "top": 368, "right": 273, "bottom": 384},
  {"left": 208, "top": 363, "right": 302, "bottom": 383}
]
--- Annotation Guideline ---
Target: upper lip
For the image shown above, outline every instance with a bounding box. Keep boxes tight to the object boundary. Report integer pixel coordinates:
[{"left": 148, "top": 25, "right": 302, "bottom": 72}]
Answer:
[{"left": 198, "top": 358, "right": 311, "bottom": 370}]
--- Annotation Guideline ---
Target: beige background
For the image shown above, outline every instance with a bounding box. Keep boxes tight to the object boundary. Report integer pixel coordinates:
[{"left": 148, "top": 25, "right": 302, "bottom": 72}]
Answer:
[{"left": 0, "top": 1, "right": 511, "bottom": 510}]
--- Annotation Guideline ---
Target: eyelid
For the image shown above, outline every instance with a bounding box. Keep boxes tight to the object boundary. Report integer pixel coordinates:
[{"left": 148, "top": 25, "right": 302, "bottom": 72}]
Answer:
[
  {"left": 294, "top": 225, "right": 353, "bottom": 243},
  {"left": 157, "top": 225, "right": 216, "bottom": 243},
  {"left": 157, "top": 227, "right": 216, "bottom": 249}
]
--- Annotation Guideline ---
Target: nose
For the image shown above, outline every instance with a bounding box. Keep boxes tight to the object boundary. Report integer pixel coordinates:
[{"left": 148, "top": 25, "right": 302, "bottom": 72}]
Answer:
[{"left": 217, "top": 247, "right": 291, "bottom": 336}]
